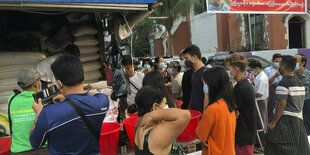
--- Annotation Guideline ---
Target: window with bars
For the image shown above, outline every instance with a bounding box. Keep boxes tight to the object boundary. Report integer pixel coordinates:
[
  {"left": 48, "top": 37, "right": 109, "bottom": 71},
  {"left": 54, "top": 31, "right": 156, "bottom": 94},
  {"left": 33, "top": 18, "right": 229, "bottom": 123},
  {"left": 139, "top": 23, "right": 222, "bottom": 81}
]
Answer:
[{"left": 250, "top": 15, "right": 264, "bottom": 45}]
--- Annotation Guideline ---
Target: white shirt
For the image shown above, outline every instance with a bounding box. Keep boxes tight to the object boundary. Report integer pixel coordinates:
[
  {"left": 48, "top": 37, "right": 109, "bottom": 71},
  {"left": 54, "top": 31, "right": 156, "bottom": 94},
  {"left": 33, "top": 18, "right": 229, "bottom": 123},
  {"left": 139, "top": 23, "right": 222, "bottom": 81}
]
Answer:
[
  {"left": 36, "top": 54, "right": 61, "bottom": 84},
  {"left": 254, "top": 71, "right": 269, "bottom": 100},
  {"left": 171, "top": 73, "right": 183, "bottom": 99},
  {"left": 127, "top": 71, "right": 144, "bottom": 106},
  {"left": 264, "top": 66, "right": 282, "bottom": 84}
]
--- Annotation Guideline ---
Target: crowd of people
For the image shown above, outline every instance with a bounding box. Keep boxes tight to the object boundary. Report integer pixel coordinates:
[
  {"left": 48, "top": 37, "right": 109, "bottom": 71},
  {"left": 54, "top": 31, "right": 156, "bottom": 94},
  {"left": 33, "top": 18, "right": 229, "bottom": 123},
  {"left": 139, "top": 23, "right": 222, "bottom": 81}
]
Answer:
[{"left": 7, "top": 44, "right": 310, "bottom": 155}]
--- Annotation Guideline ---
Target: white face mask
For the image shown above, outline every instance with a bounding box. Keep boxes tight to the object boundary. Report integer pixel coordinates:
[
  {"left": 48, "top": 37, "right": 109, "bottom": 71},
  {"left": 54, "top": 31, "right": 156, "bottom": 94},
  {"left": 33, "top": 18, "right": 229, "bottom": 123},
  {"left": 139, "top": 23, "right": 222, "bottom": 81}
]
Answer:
[
  {"left": 163, "top": 105, "right": 169, "bottom": 109},
  {"left": 57, "top": 80, "right": 63, "bottom": 90},
  {"left": 158, "top": 104, "right": 169, "bottom": 109},
  {"left": 226, "top": 70, "right": 234, "bottom": 80}
]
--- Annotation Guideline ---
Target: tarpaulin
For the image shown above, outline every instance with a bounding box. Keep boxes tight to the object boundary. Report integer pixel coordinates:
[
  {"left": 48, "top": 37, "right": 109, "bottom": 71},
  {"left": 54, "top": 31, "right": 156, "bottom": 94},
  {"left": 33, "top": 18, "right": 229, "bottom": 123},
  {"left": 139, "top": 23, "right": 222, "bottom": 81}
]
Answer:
[
  {"left": 207, "top": 0, "right": 307, "bottom": 14},
  {"left": 0, "top": 0, "right": 155, "bottom": 3}
]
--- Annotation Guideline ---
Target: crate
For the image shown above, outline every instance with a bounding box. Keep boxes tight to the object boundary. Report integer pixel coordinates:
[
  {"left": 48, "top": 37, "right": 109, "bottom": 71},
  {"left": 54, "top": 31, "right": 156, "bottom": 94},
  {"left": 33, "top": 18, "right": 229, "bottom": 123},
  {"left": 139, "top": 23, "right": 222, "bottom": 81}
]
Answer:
[{"left": 178, "top": 139, "right": 202, "bottom": 153}]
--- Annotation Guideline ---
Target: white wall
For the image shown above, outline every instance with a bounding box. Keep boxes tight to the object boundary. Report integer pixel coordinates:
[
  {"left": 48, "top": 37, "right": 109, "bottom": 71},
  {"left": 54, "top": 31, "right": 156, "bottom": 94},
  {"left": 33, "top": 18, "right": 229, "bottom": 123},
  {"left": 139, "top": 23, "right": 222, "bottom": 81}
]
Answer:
[
  {"left": 304, "top": 14, "right": 310, "bottom": 48},
  {"left": 201, "top": 53, "right": 216, "bottom": 59},
  {"left": 284, "top": 13, "right": 310, "bottom": 49},
  {"left": 191, "top": 12, "right": 218, "bottom": 54}
]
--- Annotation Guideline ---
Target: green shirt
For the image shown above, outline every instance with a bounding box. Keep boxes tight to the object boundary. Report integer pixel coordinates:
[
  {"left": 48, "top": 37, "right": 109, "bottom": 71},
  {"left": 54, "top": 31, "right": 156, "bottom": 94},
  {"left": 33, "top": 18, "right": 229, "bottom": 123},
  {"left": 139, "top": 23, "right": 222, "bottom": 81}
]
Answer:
[{"left": 9, "top": 91, "right": 37, "bottom": 153}]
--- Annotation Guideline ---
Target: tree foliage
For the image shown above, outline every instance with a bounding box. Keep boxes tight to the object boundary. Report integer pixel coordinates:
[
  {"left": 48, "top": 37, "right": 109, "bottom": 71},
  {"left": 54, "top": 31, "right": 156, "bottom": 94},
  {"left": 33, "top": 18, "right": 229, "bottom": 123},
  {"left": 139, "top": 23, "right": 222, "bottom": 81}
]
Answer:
[
  {"left": 153, "top": 0, "right": 201, "bottom": 55},
  {"left": 132, "top": 18, "right": 157, "bottom": 57},
  {"left": 131, "top": 0, "right": 202, "bottom": 57}
]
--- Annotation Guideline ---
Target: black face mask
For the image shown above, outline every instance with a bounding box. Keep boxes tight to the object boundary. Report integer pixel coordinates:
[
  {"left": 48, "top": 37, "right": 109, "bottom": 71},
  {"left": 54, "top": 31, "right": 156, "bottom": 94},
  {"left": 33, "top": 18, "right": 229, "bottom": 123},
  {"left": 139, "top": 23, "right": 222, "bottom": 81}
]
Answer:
[
  {"left": 279, "top": 66, "right": 284, "bottom": 76},
  {"left": 185, "top": 60, "right": 193, "bottom": 68}
]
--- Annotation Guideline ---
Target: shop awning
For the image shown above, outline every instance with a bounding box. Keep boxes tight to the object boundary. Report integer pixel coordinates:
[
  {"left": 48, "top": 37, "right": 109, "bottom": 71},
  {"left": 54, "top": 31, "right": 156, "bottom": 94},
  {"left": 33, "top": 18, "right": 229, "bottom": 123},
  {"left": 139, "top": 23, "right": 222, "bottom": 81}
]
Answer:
[
  {"left": 0, "top": 0, "right": 155, "bottom": 3},
  {"left": 0, "top": 0, "right": 156, "bottom": 12}
]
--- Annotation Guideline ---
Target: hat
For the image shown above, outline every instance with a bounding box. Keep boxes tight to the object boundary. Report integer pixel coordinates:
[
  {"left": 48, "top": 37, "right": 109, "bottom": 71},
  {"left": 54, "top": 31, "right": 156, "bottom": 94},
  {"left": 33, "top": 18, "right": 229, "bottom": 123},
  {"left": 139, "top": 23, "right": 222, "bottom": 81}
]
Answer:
[{"left": 17, "top": 68, "right": 43, "bottom": 88}]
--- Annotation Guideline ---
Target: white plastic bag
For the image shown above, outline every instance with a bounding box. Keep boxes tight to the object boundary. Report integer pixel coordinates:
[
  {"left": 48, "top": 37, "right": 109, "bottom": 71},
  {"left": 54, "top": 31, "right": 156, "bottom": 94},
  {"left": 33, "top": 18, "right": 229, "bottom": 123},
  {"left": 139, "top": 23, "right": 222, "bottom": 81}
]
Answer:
[{"left": 103, "top": 98, "right": 119, "bottom": 123}]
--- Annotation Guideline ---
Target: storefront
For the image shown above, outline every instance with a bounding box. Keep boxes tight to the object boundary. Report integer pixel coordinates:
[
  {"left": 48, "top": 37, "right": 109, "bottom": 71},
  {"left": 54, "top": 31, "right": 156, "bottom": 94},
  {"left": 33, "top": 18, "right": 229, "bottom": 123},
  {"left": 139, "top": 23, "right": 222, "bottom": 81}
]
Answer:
[{"left": 0, "top": 0, "right": 156, "bottom": 135}]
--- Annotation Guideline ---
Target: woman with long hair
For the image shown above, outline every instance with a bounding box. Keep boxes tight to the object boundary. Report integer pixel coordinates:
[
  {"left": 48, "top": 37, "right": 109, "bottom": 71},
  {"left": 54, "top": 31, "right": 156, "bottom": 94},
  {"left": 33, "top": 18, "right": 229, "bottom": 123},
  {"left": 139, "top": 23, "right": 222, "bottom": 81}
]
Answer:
[
  {"left": 143, "top": 70, "right": 176, "bottom": 108},
  {"left": 127, "top": 71, "right": 177, "bottom": 128},
  {"left": 134, "top": 86, "right": 190, "bottom": 155},
  {"left": 196, "top": 67, "right": 237, "bottom": 155}
]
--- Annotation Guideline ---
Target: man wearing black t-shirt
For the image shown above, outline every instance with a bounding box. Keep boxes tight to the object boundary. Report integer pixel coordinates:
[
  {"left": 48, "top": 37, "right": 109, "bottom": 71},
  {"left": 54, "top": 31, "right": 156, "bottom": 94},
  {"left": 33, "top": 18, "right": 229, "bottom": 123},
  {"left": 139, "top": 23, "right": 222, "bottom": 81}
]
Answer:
[
  {"left": 179, "top": 52, "right": 193, "bottom": 109},
  {"left": 225, "top": 54, "right": 257, "bottom": 155},
  {"left": 183, "top": 45, "right": 207, "bottom": 114}
]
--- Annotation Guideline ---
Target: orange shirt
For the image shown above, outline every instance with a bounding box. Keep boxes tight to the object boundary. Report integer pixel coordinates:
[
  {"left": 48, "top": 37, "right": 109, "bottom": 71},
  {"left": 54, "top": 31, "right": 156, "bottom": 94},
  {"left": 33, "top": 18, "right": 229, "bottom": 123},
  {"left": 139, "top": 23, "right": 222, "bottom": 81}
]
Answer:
[{"left": 196, "top": 99, "right": 236, "bottom": 155}]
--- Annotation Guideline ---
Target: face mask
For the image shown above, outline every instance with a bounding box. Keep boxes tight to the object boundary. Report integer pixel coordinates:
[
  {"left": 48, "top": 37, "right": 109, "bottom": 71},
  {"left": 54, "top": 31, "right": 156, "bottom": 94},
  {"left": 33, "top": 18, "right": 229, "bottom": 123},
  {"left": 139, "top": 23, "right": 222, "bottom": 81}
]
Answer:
[
  {"left": 163, "top": 105, "right": 169, "bottom": 109},
  {"left": 180, "top": 60, "right": 186, "bottom": 67},
  {"left": 273, "top": 63, "right": 280, "bottom": 68},
  {"left": 157, "top": 104, "right": 169, "bottom": 109},
  {"left": 227, "top": 70, "right": 234, "bottom": 80},
  {"left": 57, "top": 80, "right": 63, "bottom": 93},
  {"left": 167, "top": 68, "right": 174, "bottom": 75},
  {"left": 137, "top": 65, "right": 144, "bottom": 70},
  {"left": 295, "top": 63, "right": 300, "bottom": 71},
  {"left": 185, "top": 60, "right": 193, "bottom": 68},
  {"left": 251, "top": 71, "right": 258, "bottom": 76},
  {"left": 279, "top": 66, "right": 284, "bottom": 76},
  {"left": 159, "top": 62, "right": 167, "bottom": 69},
  {"left": 144, "top": 64, "right": 151, "bottom": 70},
  {"left": 203, "top": 84, "right": 209, "bottom": 95}
]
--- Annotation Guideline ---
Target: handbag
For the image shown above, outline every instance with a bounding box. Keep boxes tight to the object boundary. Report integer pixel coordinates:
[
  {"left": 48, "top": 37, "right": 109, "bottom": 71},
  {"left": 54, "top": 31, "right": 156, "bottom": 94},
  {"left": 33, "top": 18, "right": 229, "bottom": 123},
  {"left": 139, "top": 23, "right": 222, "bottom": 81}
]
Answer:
[{"left": 103, "top": 62, "right": 113, "bottom": 86}]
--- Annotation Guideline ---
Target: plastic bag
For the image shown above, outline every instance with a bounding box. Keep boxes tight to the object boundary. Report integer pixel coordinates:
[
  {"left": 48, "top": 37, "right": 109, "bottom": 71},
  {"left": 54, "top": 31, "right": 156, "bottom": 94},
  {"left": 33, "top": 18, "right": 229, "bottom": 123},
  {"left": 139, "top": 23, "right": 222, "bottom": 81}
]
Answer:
[
  {"left": 110, "top": 67, "right": 131, "bottom": 100},
  {"left": 104, "top": 62, "right": 113, "bottom": 86},
  {"left": 103, "top": 98, "right": 119, "bottom": 123}
]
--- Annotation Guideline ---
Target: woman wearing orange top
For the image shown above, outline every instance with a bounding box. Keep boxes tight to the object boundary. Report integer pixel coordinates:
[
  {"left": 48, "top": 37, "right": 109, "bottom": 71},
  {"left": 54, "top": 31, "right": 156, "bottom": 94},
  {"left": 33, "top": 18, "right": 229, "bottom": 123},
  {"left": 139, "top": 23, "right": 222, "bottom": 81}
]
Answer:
[{"left": 196, "top": 67, "right": 237, "bottom": 155}]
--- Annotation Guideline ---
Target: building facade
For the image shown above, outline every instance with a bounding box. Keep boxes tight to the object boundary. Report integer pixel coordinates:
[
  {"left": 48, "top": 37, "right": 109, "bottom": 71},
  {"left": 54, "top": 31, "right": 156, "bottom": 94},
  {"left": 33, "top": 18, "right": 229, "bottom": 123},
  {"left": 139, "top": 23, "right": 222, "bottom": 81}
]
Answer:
[
  {"left": 218, "top": 13, "right": 310, "bottom": 52},
  {"left": 152, "top": 0, "right": 310, "bottom": 56}
]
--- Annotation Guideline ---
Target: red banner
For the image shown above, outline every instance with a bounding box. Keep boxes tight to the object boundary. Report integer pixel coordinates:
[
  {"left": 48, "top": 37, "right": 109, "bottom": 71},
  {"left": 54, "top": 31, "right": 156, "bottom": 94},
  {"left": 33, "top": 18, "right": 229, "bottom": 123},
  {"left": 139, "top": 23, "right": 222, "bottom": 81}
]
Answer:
[{"left": 207, "top": 0, "right": 307, "bottom": 13}]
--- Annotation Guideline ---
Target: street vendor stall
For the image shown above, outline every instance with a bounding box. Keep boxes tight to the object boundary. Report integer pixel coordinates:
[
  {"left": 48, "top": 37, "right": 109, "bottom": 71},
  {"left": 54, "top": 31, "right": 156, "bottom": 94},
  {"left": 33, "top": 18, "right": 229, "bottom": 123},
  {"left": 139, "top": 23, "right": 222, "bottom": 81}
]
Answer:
[{"left": 0, "top": 0, "right": 156, "bottom": 136}]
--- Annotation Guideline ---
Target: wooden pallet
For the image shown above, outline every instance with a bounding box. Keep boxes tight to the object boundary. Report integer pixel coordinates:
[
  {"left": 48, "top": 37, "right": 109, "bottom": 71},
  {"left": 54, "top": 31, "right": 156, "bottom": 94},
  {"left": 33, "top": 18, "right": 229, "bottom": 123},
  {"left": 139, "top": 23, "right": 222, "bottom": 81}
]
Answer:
[{"left": 178, "top": 139, "right": 202, "bottom": 153}]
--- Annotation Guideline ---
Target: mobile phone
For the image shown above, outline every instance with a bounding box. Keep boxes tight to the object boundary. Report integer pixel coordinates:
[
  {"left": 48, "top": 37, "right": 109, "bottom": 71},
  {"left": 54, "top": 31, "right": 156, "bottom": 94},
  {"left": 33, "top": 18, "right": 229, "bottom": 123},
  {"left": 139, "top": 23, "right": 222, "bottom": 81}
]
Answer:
[{"left": 32, "top": 85, "right": 59, "bottom": 106}]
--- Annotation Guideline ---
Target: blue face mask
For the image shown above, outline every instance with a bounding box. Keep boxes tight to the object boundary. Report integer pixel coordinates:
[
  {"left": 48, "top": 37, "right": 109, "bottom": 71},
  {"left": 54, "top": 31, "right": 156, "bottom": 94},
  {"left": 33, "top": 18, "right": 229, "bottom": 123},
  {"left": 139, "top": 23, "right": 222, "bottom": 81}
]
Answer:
[
  {"left": 159, "top": 62, "right": 167, "bottom": 69},
  {"left": 295, "top": 63, "right": 300, "bottom": 71},
  {"left": 273, "top": 63, "right": 279, "bottom": 68},
  {"left": 180, "top": 60, "right": 186, "bottom": 67},
  {"left": 167, "top": 68, "right": 174, "bottom": 75},
  {"left": 137, "top": 66, "right": 144, "bottom": 70},
  {"left": 203, "top": 84, "right": 209, "bottom": 95},
  {"left": 144, "top": 64, "right": 151, "bottom": 70},
  {"left": 251, "top": 71, "right": 258, "bottom": 76}
]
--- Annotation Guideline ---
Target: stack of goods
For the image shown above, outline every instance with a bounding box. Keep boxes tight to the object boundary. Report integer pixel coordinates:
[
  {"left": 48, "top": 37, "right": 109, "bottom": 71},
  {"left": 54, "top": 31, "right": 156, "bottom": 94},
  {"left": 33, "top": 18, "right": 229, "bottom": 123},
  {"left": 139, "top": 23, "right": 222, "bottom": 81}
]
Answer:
[
  {"left": 67, "top": 13, "right": 102, "bottom": 84},
  {"left": 0, "top": 52, "right": 46, "bottom": 135},
  {"left": 40, "top": 25, "right": 72, "bottom": 55}
]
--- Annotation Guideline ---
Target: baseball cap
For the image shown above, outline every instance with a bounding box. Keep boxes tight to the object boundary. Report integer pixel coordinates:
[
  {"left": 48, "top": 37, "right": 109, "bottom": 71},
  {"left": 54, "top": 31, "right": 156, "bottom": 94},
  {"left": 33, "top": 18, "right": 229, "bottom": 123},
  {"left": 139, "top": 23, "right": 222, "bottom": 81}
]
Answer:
[{"left": 17, "top": 68, "right": 43, "bottom": 89}]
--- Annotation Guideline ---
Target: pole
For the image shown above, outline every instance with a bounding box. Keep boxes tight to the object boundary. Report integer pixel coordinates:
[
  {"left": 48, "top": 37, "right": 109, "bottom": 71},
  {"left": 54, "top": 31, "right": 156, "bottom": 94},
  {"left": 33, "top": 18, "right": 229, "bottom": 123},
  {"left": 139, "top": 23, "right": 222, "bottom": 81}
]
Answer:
[
  {"left": 248, "top": 14, "right": 253, "bottom": 51},
  {"left": 254, "top": 15, "right": 256, "bottom": 51}
]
